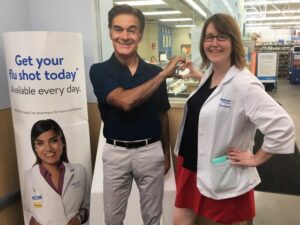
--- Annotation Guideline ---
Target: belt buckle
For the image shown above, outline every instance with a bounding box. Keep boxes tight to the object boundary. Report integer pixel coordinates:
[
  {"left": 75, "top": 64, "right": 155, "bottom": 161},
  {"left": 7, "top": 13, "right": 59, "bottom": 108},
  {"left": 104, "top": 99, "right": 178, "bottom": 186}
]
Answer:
[{"left": 124, "top": 142, "right": 130, "bottom": 148}]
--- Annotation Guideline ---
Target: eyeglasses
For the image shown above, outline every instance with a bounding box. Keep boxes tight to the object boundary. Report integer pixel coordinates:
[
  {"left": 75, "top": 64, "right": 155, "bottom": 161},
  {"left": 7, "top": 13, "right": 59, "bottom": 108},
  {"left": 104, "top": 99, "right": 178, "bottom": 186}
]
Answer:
[{"left": 204, "top": 34, "right": 229, "bottom": 42}]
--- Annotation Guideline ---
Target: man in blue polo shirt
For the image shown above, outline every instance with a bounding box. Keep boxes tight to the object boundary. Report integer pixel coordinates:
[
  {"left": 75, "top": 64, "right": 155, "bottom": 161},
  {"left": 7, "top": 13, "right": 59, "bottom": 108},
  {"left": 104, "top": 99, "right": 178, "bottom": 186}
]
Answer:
[{"left": 89, "top": 4, "right": 182, "bottom": 225}]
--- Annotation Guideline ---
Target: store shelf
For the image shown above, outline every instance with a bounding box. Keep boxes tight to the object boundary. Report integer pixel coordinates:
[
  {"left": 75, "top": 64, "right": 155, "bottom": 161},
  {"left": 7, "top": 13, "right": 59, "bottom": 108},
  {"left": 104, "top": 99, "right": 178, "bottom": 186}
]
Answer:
[
  {"left": 278, "top": 52, "right": 290, "bottom": 78},
  {"left": 255, "top": 44, "right": 293, "bottom": 51}
]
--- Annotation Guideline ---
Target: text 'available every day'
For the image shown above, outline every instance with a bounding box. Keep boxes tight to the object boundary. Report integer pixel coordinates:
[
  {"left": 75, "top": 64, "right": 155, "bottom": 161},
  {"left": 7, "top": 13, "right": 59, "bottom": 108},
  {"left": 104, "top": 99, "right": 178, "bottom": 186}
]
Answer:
[{"left": 10, "top": 85, "right": 81, "bottom": 96}]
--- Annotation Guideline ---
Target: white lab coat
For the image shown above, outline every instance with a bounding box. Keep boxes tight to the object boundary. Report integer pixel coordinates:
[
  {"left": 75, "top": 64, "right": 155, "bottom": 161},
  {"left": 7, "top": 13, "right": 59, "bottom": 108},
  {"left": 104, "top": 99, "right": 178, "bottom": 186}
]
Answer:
[
  {"left": 174, "top": 65, "right": 295, "bottom": 200},
  {"left": 23, "top": 162, "right": 90, "bottom": 225}
]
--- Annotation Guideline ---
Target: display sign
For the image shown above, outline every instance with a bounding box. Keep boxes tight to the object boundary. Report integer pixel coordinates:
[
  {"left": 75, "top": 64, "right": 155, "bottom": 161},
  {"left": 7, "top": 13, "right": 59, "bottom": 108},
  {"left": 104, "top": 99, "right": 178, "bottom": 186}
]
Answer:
[
  {"left": 3, "top": 32, "right": 92, "bottom": 225},
  {"left": 256, "top": 52, "right": 278, "bottom": 83}
]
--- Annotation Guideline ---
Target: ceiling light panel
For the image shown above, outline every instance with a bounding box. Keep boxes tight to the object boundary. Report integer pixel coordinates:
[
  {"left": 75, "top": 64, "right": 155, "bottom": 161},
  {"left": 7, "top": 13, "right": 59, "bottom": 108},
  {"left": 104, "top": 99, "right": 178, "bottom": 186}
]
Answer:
[
  {"left": 221, "top": 0, "right": 235, "bottom": 16},
  {"left": 247, "top": 16, "right": 300, "bottom": 21},
  {"left": 183, "top": 0, "right": 207, "bottom": 18},
  {"left": 159, "top": 18, "right": 193, "bottom": 22},
  {"left": 246, "top": 10, "right": 300, "bottom": 15},
  {"left": 175, "top": 24, "right": 196, "bottom": 28},
  {"left": 245, "top": 0, "right": 300, "bottom": 6},
  {"left": 246, "top": 21, "right": 300, "bottom": 26},
  {"left": 143, "top": 10, "right": 182, "bottom": 16},
  {"left": 114, "top": 0, "right": 167, "bottom": 6},
  {"left": 246, "top": 26, "right": 271, "bottom": 30}
]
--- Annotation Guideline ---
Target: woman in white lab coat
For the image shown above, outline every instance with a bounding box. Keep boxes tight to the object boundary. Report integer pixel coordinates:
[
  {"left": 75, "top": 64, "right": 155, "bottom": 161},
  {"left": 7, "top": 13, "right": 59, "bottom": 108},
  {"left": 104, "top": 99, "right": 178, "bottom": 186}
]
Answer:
[
  {"left": 173, "top": 13, "right": 295, "bottom": 225},
  {"left": 23, "top": 119, "right": 90, "bottom": 225}
]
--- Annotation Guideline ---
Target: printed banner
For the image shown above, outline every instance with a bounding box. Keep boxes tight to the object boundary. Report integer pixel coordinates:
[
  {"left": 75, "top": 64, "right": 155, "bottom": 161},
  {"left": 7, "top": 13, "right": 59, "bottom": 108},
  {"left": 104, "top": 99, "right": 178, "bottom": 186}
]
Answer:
[{"left": 3, "top": 32, "right": 92, "bottom": 225}]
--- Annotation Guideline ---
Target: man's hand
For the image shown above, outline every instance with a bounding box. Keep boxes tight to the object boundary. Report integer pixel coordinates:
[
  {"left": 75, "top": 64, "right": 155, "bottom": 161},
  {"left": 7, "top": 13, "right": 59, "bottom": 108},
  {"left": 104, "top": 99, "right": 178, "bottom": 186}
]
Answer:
[
  {"left": 160, "top": 56, "right": 185, "bottom": 78},
  {"left": 164, "top": 152, "right": 171, "bottom": 174},
  {"left": 67, "top": 215, "right": 81, "bottom": 225}
]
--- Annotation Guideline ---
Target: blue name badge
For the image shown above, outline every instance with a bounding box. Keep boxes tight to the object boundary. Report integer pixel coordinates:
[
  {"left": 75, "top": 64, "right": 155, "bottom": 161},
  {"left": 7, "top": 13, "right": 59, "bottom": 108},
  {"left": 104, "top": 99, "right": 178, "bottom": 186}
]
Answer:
[
  {"left": 211, "top": 155, "right": 227, "bottom": 164},
  {"left": 72, "top": 181, "right": 81, "bottom": 188},
  {"left": 32, "top": 195, "right": 43, "bottom": 200},
  {"left": 219, "top": 98, "right": 232, "bottom": 108}
]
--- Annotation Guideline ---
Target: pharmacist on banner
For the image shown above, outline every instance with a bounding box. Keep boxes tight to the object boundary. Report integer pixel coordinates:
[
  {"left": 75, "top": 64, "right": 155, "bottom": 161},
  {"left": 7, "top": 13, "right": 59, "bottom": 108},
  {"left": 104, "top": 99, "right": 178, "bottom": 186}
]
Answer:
[{"left": 23, "top": 119, "right": 90, "bottom": 225}]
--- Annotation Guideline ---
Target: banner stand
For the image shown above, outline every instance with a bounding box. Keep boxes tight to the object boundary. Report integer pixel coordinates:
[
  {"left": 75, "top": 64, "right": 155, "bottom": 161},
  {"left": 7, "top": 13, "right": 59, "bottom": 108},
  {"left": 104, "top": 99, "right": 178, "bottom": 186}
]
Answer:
[{"left": 3, "top": 32, "right": 92, "bottom": 225}]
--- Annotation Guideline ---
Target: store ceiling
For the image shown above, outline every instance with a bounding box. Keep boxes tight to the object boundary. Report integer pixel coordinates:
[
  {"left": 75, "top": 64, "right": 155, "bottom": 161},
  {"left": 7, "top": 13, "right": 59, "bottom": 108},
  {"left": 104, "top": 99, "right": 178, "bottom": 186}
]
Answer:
[
  {"left": 245, "top": 0, "right": 300, "bottom": 29},
  {"left": 113, "top": 0, "right": 300, "bottom": 30},
  {"left": 113, "top": 0, "right": 207, "bottom": 27}
]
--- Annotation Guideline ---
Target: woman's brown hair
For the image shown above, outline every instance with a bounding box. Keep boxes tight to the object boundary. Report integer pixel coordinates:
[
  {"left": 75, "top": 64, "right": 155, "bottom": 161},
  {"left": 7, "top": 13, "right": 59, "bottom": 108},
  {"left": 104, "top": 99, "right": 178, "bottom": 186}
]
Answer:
[{"left": 200, "top": 13, "right": 246, "bottom": 69}]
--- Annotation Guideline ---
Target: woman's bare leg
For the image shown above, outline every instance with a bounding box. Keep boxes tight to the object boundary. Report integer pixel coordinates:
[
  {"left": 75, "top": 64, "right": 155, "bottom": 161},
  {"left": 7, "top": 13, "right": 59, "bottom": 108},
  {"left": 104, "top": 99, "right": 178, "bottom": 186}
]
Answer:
[{"left": 173, "top": 207, "right": 197, "bottom": 225}]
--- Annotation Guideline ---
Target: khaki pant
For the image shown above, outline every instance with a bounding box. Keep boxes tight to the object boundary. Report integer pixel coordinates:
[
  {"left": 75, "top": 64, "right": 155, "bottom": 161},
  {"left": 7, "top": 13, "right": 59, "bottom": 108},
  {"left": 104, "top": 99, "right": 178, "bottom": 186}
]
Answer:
[{"left": 103, "top": 141, "right": 165, "bottom": 225}]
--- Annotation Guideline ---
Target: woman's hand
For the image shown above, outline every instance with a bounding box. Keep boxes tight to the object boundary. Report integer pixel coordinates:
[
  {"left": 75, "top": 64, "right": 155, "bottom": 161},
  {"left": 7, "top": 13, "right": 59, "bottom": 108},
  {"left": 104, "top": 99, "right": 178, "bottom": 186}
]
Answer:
[
  {"left": 227, "top": 148, "right": 273, "bottom": 167},
  {"left": 177, "top": 59, "right": 203, "bottom": 81},
  {"left": 227, "top": 148, "right": 257, "bottom": 167},
  {"left": 67, "top": 215, "right": 81, "bottom": 225}
]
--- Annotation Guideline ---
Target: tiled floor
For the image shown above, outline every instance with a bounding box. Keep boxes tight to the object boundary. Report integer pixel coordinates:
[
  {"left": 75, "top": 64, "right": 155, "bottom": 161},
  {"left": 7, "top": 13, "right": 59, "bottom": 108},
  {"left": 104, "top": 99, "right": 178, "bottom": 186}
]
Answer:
[
  {"left": 254, "top": 78, "right": 300, "bottom": 225},
  {"left": 269, "top": 78, "right": 300, "bottom": 147}
]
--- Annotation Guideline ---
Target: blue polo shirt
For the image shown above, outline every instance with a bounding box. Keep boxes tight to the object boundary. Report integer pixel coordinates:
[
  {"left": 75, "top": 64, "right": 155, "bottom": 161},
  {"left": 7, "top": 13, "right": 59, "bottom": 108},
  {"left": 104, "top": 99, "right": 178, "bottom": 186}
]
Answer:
[{"left": 90, "top": 53, "right": 170, "bottom": 141}]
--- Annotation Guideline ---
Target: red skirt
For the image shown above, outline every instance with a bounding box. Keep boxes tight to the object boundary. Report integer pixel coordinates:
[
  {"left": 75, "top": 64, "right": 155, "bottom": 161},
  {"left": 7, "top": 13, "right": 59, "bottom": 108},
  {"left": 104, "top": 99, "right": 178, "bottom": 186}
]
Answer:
[{"left": 175, "top": 156, "right": 255, "bottom": 224}]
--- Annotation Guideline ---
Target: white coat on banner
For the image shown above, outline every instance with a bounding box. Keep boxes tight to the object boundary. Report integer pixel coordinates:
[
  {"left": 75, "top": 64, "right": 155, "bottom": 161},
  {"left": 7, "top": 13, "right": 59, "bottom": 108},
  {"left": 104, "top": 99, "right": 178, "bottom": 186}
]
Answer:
[
  {"left": 3, "top": 32, "right": 92, "bottom": 225},
  {"left": 23, "top": 162, "right": 90, "bottom": 225}
]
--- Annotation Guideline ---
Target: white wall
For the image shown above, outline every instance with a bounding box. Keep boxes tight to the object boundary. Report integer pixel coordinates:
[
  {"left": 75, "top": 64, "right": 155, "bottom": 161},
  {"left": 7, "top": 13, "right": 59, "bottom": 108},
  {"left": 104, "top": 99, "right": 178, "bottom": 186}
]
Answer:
[
  {"left": 252, "top": 28, "right": 292, "bottom": 43},
  {"left": 172, "top": 28, "right": 191, "bottom": 56},
  {"left": 139, "top": 23, "right": 159, "bottom": 61},
  {"left": 97, "top": 0, "right": 113, "bottom": 61},
  {"left": 140, "top": 26, "right": 194, "bottom": 59},
  {"left": 29, "top": 0, "right": 99, "bottom": 102},
  {"left": 0, "top": 0, "right": 31, "bottom": 109}
]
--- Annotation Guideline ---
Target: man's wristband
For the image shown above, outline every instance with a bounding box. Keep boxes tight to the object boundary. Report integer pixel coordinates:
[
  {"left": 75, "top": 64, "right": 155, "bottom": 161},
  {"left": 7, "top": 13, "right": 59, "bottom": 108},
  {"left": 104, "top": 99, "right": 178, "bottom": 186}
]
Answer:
[
  {"left": 77, "top": 208, "right": 89, "bottom": 224},
  {"left": 77, "top": 213, "right": 83, "bottom": 224}
]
